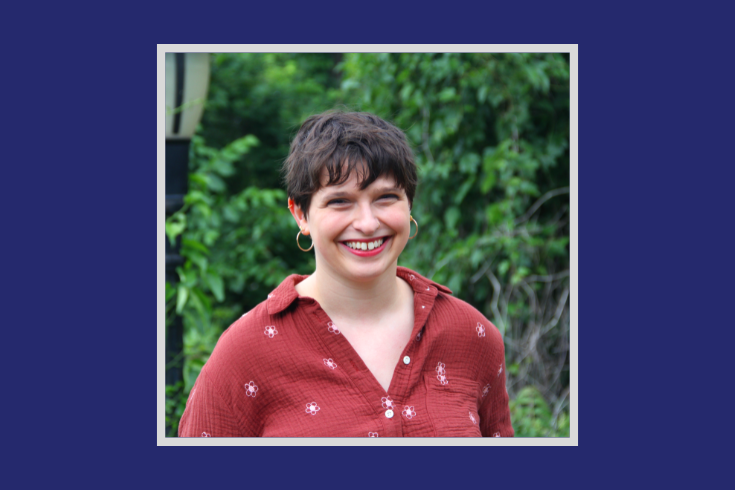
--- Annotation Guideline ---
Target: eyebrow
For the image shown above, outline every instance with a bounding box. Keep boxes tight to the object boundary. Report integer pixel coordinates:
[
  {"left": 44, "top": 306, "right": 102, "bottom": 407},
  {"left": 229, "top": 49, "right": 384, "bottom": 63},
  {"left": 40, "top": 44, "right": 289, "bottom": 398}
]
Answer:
[{"left": 321, "top": 187, "right": 402, "bottom": 201}]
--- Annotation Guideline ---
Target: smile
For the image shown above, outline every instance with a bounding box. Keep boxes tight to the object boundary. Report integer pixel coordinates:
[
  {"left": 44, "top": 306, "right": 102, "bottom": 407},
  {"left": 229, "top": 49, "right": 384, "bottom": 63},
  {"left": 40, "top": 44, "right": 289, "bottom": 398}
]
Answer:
[{"left": 339, "top": 236, "right": 391, "bottom": 257}]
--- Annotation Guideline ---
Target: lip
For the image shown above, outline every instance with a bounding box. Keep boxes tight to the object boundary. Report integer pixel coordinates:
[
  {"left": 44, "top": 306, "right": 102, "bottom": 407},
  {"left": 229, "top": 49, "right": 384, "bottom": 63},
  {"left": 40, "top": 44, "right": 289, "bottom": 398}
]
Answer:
[{"left": 339, "top": 236, "right": 391, "bottom": 257}]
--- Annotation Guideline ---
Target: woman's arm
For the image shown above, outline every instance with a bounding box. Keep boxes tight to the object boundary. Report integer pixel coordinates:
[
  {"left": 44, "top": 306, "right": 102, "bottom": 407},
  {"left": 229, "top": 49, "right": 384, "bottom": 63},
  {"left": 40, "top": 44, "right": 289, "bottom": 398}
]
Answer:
[
  {"left": 178, "top": 368, "right": 245, "bottom": 437},
  {"left": 475, "top": 317, "right": 514, "bottom": 437},
  {"left": 478, "top": 357, "right": 514, "bottom": 437}
]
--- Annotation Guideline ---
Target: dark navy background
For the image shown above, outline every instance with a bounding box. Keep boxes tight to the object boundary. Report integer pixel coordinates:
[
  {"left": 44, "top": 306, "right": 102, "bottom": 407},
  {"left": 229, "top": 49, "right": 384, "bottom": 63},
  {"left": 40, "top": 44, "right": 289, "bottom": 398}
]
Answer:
[{"left": 3, "top": 0, "right": 730, "bottom": 487}]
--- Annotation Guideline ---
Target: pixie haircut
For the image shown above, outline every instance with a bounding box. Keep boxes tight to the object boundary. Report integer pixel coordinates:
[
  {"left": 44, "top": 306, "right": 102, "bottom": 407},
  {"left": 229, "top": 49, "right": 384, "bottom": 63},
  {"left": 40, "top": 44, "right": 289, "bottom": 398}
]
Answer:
[{"left": 283, "top": 111, "right": 418, "bottom": 217}]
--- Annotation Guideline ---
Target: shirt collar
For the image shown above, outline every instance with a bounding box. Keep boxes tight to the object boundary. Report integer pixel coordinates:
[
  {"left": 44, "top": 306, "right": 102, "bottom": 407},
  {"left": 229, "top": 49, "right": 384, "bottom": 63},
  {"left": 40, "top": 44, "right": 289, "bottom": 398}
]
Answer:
[{"left": 265, "top": 267, "right": 452, "bottom": 315}]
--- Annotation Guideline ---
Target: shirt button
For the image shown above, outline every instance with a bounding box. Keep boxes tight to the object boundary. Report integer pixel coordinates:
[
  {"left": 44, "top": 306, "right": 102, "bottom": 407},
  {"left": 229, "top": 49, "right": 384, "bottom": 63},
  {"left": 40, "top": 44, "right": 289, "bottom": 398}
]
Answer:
[
  {"left": 403, "top": 356, "right": 411, "bottom": 365},
  {"left": 385, "top": 409, "right": 394, "bottom": 418}
]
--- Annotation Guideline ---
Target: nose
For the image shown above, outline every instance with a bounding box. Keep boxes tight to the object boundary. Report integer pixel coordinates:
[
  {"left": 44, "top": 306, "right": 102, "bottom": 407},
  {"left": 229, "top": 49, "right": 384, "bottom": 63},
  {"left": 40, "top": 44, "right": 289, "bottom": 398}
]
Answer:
[{"left": 352, "top": 201, "right": 380, "bottom": 235}]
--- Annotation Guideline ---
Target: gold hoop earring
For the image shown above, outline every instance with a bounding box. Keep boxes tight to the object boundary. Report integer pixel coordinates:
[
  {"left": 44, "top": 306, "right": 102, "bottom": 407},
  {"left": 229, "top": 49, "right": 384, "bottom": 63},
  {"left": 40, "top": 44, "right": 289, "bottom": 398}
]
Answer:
[
  {"left": 409, "top": 215, "right": 418, "bottom": 239},
  {"left": 296, "top": 228, "right": 314, "bottom": 252}
]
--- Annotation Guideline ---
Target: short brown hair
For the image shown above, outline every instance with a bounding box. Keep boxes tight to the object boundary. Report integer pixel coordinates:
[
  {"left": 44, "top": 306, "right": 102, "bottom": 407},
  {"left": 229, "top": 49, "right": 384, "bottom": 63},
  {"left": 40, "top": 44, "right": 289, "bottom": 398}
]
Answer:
[{"left": 282, "top": 111, "right": 418, "bottom": 217}]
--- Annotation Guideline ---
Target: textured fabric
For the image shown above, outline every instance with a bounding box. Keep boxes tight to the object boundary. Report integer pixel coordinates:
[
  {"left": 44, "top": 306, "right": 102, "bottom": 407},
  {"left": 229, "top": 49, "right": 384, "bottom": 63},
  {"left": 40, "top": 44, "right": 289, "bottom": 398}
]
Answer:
[{"left": 178, "top": 267, "right": 513, "bottom": 437}]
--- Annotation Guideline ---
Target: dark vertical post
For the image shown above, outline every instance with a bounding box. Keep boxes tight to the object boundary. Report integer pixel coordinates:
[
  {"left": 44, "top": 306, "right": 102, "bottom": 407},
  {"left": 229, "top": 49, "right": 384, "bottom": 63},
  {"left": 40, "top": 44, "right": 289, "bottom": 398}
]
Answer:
[{"left": 165, "top": 138, "right": 190, "bottom": 435}]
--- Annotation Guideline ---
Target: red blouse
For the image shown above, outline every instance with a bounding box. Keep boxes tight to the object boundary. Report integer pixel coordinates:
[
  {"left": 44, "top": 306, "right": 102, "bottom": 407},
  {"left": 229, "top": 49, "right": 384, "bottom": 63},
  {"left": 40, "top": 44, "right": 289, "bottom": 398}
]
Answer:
[{"left": 178, "top": 267, "right": 513, "bottom": 437}]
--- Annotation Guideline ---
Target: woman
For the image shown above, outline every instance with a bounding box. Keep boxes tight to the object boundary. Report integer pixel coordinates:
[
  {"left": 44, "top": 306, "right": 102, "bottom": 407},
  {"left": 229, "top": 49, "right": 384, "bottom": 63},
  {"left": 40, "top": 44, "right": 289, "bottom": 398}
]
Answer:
[{"left": 179, "top": 111, "right": 513, "bottom": 437}]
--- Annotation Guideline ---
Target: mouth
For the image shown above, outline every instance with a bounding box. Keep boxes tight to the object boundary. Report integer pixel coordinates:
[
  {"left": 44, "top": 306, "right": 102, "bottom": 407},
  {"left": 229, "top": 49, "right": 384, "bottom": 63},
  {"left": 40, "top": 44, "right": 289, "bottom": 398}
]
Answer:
[{"left": 339, "top": 236, "right": 391, "bottom": 257}]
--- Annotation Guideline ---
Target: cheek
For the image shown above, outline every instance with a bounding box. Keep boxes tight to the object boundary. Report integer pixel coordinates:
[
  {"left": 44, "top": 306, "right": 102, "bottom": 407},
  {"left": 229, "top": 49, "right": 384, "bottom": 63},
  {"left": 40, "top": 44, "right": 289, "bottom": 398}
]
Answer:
[
  {"left": 384, "top": 207, "right": 411, "bottom": 233},
  {"left": 311, "top": 215, "right": 343, "bottom": 241}
]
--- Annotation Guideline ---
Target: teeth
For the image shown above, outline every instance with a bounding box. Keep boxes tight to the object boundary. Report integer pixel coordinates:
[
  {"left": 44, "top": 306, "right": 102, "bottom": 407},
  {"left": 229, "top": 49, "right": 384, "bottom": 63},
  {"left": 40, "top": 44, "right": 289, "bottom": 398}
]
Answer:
[{"left": 345, "top": 238, "right": 384, "bottom": 250}]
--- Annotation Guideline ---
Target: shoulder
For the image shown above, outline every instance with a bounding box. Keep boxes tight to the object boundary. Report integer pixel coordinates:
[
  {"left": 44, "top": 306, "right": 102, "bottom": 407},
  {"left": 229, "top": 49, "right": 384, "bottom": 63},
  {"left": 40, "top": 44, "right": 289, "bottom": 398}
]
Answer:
[
  {"left": 204, "top": 273, "right": 306, "bottom": 373},
  {"left": 202, "top": 300, "right": 283, "bottom": 379}
]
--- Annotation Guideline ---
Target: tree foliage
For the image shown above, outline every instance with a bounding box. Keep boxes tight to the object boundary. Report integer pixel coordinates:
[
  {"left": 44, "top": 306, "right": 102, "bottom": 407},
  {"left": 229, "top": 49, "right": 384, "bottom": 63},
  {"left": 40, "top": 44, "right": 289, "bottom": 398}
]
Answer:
[{"left": 165, "top": 53, "right": 570, "bottom": 437}]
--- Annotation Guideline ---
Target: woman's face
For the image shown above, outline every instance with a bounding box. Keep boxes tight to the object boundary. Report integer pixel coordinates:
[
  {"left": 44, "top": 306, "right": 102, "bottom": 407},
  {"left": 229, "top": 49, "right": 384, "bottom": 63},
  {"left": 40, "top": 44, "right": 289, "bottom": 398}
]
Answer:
[{"left": 292, "top": 168, "right": 411, "bottom": 283}]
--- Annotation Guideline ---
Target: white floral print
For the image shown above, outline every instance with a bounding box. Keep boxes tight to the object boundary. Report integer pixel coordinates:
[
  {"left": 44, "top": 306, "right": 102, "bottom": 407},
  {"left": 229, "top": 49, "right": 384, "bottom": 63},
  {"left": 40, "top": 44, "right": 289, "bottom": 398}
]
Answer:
[
  {"left": 476, "top": 322, "right": 486, "bottom": 337},
  {"left": 469, "top": 412, "right": 477, "bottom": 425},
  {"left": 327, "top": 322, "right": 340, "bottom": 334},
  {"left": 498, "top": 364, "right": 503, "bottom": 377},
  {"left": 381, "top": 396, "right": 394, "bottom": 409},
  {"left": 482, "top": 384, "right": 491, "bottom": 398},
  {"left": 436, "top": 362, "right": 448, "bottom": 385},
  {"left": 244, "top": 381, "right": 258, "bottom": 397},
  {"left": 402, "top": 406, "right": 416, "bottom": 419},
  {"left": 264, "top": 325, "right": 278, "bottom": 338},
  {"left": 409, "top": 274, "right": 415, "bottom": 281},
  {"left": 267, "top": 293, "right": 274, "bottom": 299},
  {"left": 323, "top": 358, "right": 338, "bottom": 370},
  {"left": 305, "top": 402, "right": 320, "bottom": 415},
  {"left": 493, "top": 432, "right": 501, "bottom": 437},
  {"left": 201, "top": 432, "right": 211, "bottom": 437},
  {"left": 368, "top": 432, "right": 379, "bottom": 437}
]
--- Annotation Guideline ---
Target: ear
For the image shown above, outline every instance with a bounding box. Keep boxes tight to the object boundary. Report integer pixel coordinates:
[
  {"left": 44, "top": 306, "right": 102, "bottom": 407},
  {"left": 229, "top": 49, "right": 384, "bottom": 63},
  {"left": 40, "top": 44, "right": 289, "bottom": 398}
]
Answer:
[{"left": 288, "top": 198, "right": 310, "bottom": 235}]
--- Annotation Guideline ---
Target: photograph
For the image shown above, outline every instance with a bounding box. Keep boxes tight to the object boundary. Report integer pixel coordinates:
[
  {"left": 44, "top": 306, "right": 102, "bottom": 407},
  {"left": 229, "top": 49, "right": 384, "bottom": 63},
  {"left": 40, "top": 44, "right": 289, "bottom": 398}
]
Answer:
[{"left": 162, "top": 48, "right": 573, "bottom": 442}]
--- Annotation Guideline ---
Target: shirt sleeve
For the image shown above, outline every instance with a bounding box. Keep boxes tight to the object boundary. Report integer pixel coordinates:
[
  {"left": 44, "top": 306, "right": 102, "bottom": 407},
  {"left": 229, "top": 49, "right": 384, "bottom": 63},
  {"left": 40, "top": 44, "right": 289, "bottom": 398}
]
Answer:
[
  {"left": 478, "top": 322, "right": 514, "bottom": 437},
  {"left": 178, "top": 368, "right": 243, "bottom": 438}
]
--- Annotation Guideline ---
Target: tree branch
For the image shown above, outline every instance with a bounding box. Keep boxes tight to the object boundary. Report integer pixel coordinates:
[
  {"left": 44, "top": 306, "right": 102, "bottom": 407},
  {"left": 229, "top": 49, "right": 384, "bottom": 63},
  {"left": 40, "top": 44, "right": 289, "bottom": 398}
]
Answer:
[
  {"left": 525, "top": 270, "right": 569, "bottom": 283},
  {"left": 542, "top": 286, "right": 569, "bottom": 335},
  {"left": 421, "top": 106, "right": 435, "bottom": 164},
  {"left": 484, "top": 268, "right": 507, "bottom": 335},
  {"left": 515, "top": 187, "right": 569, "bottom": 225}
]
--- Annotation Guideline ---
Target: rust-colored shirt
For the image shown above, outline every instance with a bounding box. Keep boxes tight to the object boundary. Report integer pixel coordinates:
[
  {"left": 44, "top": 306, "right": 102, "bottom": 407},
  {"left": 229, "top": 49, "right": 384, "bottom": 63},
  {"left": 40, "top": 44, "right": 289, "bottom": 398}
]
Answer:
[{"left": 178, "top": 267, "right": 513, "bottom": 437}]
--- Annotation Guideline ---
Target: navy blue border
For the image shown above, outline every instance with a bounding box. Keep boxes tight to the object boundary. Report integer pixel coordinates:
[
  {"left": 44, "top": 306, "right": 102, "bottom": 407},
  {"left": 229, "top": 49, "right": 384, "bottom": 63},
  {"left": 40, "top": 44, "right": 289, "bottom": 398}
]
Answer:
[{"left": 12, "top": 0, "right": 717, "bottom": 486}]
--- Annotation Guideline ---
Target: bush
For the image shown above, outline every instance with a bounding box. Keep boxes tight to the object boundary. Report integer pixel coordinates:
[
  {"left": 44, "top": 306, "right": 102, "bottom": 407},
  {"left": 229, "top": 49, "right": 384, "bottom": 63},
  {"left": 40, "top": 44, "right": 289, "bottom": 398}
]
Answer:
[{"left": 165, "top": 53, "right": 570, "bottom": 437}]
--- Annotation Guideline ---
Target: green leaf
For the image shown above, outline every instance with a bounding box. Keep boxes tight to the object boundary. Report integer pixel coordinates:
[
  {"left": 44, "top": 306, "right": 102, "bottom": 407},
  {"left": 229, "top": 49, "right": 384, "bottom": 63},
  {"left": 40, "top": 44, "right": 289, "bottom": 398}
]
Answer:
[
  {"left": 458, "top": 153, "right": 480, "bottom": 174},
  {"left": 176, "top": 286, "right": 188, "bottom": 314},
  {"left": 438, "top": 87, "right": 456, "bottom": 102},
  {"left": 399, "top": 83, "right": 414, "bottom": 101},
  {"left": 165, "top": 213, "right": 186, "bottom": 247},
  {"left": 520, "top": 181, "right": 540, "bottom": 196},
  {"left": 444, "top": 206, "right": 461, "bottom": 232},
  {"left": 191, "top": 286, "right": 212, "bottom": 316},
  {"left": 511, "top": 266, "right": 530, "bottom": 285},
  {"left": 478, "top": 85, "right": 488, "bottom": 103},
  {"left": 480, "top": 171, "right": 496, "bottom": 193},
  {"left": 189, "top": 173, "right": 208, "bottom": 187},
  {"left": 485, "top": 204, "right": 503, "bottom": 225},
  {"left": 206, "top": 174, "right": 226, "bottom": 192},
  {"left": 165, "top": 282, "right": 176, "bottom": 303},
  {"left": 454, "top": 177, "right": 476, "bottom": 205},
  {"left": 182, "top": 239, "right": 209, "bottom": 255},
  {"left": 187, "top": 251, "right": 208, "bottom": 272},
  {"left": 205, "top": 273, "right": 225, "bottom": 302}
]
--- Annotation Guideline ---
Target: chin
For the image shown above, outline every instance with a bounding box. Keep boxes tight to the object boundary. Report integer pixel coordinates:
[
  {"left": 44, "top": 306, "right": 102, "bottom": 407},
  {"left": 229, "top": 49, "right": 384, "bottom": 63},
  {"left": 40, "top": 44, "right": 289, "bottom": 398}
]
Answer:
[{"left": 340, "top": 263, "right": 392, "bottom": 283}]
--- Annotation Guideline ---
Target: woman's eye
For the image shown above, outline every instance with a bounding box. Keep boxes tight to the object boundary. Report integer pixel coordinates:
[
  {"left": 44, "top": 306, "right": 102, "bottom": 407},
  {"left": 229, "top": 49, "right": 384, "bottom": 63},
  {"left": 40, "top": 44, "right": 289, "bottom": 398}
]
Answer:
[{"left": 328, "top": 195, "right": 398, "bottom": 205}]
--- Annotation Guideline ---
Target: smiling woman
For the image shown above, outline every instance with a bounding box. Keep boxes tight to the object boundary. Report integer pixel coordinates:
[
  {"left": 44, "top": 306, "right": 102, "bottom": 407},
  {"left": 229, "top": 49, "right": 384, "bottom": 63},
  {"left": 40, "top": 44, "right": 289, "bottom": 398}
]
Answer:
[{"left": 178, "top": 111, "right": 514, "bottom": 438}]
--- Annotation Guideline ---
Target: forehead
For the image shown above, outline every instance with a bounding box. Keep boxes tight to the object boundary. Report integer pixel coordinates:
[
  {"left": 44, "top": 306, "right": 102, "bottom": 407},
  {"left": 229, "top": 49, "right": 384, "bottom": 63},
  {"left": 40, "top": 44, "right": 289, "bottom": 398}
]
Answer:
[{"left": 316, "top": 166, "right": 399, "bottom": 193}]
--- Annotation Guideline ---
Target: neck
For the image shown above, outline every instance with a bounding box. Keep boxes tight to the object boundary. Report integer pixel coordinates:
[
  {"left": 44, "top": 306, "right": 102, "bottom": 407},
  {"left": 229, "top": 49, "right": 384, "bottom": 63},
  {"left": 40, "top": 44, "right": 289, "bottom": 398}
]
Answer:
[{"left": 297, "top": 263, "right": 407, "bottom": 323}]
